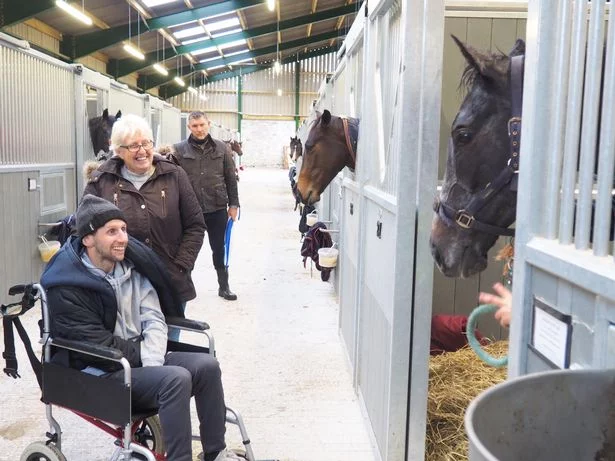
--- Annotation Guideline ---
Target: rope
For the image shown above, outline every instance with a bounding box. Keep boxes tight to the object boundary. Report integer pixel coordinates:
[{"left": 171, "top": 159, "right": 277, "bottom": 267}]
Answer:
[{"left": 466, "top": 304, "right": 508, "bottom": 368}]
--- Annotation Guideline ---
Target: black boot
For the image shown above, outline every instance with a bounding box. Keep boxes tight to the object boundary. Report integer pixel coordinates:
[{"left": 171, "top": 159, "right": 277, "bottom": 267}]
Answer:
[{"left": 216, "top": 268, "right": 237, "bottom": 301}]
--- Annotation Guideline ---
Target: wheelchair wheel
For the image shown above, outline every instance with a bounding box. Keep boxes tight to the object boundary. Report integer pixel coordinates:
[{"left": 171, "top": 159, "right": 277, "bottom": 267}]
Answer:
[
  {"left": 133, "top": 415, "right": 165, "bottom": 455},
  {"left": 20, "top": 441, "right": 66, "bottom": 461}
]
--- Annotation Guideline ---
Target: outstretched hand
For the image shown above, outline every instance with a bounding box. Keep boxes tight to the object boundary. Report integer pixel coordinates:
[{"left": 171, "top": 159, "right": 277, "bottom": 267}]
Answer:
[{"left": 478, "top": 282, "right": 512, "bottom": 328}]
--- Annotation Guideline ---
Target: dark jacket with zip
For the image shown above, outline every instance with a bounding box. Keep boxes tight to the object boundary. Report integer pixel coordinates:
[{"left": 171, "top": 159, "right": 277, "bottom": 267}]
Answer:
[
  {"left": 83, "top": 155, "right": 205, "bottom": 301},
  {"left": 40, "top": 235, "right": 184, "bottom": 371},
  {"left": 173, "top": 135, "right": 240, "bottom": 213}
]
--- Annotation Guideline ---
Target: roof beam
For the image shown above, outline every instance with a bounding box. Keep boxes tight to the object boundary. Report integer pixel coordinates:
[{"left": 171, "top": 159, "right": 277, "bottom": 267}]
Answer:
[
  {"left": 139, "top": 30, "right": 343, "bottom": 90},
  {"left": 111, "top": 3, "right": 358, "bottom": 78},
  {"left": 160, "top": 44, "right": 340, "bottom": 100},
  {"left": 61, "top": 0, "right": 264, "bottom": 59},
  {"left": 0, "top": 0, "right": 54, "bottom": 28}
]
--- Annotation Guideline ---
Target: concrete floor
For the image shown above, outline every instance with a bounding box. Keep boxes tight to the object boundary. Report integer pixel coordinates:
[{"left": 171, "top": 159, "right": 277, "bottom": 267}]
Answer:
[{"left": 0, "top": 168, "right": 379, "bottom": 461}]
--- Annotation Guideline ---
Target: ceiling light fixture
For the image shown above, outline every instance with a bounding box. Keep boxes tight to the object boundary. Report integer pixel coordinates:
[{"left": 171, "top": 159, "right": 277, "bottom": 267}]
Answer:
[
  {"left": 174, "top": 76, "right": 185, "bottom": 86},
  {"left": 124, "top": 43, "right": 145, "bottom": 60},
  {"left": 153, "top": 63, "right": 168, "bottom": 75},
  {"left": 267, "top": 0, "right": 275, "bottom": 12},
  {"left": 188, "top": 86, "right": 198, "bottom": 94},
  {"left": 55, "top": 0, "right": 93, "bottom": 26}
]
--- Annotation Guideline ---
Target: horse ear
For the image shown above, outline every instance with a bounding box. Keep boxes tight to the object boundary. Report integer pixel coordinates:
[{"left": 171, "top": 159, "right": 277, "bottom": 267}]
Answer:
[
  {"left": 451, "top": 35, "right": 492, "bottom": 80},
  {"left": 102, "top": 108, "right": 109, "bottom": 120},
  {"left": 321, "top": 110, "right": 332, "bottom": 126},
  {"left": 509, "top": 39, "right": 525, "bottom": 57},
  {"left": 115, "top": 110, "right": 122, "bottom": 119}
]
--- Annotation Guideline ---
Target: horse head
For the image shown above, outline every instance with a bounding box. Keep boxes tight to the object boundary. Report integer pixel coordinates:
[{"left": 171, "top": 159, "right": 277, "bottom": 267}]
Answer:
[
  {"left": 430, "top": 36, "right": 525, "bottom": 278},
  {"left": 229, "top": 140, "right": 243, "bottom": 156},
  {"left": 289, "top": 136, "right": 302, "bottom": 161},
  {"left": 295, "top": 110, "right": 359, "bottom": 205},
  {"left": 88, "top": 109, "right": 122, "bottom": 158}
]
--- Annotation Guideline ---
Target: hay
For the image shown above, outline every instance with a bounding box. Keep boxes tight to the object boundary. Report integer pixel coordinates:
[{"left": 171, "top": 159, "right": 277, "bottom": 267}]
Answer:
[{"left": 426, "top": 341, "right": 509, "bottom": 461}]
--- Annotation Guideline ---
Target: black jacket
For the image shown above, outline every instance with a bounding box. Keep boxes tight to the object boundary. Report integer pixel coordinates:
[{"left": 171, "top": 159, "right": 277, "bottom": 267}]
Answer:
[
  {"left": 40, "top": 236, "right": 183, "bottom": 371},
  {"left": 173, "top": 135, "right": 240, "bottom": 213}
]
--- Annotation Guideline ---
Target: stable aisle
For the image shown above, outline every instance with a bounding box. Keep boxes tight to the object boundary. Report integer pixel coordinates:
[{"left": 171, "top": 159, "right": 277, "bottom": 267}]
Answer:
[{"left": 0, "top": 167, "right": 378, "bottom": 461}]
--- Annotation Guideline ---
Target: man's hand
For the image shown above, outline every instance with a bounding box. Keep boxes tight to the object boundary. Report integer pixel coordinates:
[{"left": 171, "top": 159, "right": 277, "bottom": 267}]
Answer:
[
  {"left": 478, "top": 282, "right": 512, "bottom": 328},
  {"left": 228, "top": 207, "right": 239, "bottom": 221}
]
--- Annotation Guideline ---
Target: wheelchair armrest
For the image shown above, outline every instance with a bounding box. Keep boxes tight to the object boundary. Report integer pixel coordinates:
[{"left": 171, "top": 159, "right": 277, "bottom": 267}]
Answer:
[
  {"left": 50, "top": 337, "right": 124, "bottom": 362},
  {"left": 166, "top": 316, "right": 210, "bottom": 331}
]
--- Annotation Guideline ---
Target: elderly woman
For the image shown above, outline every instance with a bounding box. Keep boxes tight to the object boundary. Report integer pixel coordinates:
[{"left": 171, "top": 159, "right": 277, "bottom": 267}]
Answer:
[{"left": 84, "top": 114, "right": 205, "bottom": 329}]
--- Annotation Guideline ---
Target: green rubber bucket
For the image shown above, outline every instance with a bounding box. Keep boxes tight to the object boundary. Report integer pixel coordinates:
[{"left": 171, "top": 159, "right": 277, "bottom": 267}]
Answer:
[{"left": 465, "top": 368, "right": 615, "bottom": 461}]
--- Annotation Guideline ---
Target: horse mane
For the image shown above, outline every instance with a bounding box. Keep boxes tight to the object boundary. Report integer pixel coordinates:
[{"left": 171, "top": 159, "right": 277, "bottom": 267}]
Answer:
[{"left": 459, "top": 49, "right": 509, "bottom": 94}]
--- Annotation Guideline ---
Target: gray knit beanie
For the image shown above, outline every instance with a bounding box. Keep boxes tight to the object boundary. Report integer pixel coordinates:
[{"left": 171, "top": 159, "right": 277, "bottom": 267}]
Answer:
[{"left": 77, "top": 194, "right": 126, "bottom": 238}]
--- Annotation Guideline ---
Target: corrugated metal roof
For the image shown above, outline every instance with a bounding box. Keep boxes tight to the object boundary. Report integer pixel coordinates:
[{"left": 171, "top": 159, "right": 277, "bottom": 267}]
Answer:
[{"left": 3, "top": 0, "right": 359, "bottom": 97}]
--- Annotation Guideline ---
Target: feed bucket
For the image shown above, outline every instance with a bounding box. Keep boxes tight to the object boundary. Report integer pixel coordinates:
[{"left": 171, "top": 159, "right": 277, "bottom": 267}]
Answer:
[
  {"left": 318, "top": 247, "right": 338, "bottom": 268},
  {"left": 465, "top": 368, "right": 615, "bottom": 461},
  {"left": 38, "top": 240, "right": 61, "bottom": 263},
  {"left": 306, "top": 210, "right": 319, "bottom": 227}
]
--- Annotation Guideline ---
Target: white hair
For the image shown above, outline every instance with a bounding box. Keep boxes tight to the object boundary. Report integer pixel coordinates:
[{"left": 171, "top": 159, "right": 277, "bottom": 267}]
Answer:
[{"left": 110, "top": 114, "right": 153, "bottom": 151}]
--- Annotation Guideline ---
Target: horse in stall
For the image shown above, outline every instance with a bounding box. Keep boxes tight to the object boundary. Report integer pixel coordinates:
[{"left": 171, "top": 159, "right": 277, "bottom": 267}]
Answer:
[
  {"left": 225, "top": 139, "right": 243, "bottom": 181},
  {"left": 289, "top": 136, "right": 303, "bottom": 162},
  {"left": 295, "top": 110, "right": 359, "bottom": 205},
  {"left": 430, "top": 36, "right": 615, "bottom": 278},
  {"left": 88, "top": 109, "right": 121, "bottom": 161}
]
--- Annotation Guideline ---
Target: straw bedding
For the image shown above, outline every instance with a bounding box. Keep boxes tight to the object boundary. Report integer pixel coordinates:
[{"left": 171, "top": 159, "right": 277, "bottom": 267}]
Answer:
[{"left": 426, "top": 341, "right": 509, "bottom": 461}]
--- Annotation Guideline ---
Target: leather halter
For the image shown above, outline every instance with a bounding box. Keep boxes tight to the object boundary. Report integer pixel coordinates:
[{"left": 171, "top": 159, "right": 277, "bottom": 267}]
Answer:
[
  {"left": 434, "top": 54, "right": 524, "bottom": 237},
  {"left": 342, "top": 117, "right": 358, "bottom": 168}
]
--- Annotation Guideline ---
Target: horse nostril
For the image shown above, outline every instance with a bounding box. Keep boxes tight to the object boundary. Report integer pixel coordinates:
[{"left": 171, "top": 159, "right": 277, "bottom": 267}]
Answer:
[{"left": 431, "top": 242, "right": 443, "bottom": 268}]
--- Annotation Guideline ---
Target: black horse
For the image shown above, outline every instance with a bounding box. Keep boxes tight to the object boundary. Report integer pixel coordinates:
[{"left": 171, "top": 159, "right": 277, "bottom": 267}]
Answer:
[
  {"left": 290, "top": 136, "right": 303, "bottom": 162},
  {"left": 430, "top": 37, "right": 525, "bottom": 278},
  {"left": 88, "top": 109, "right": 121, "bottom": 160}
]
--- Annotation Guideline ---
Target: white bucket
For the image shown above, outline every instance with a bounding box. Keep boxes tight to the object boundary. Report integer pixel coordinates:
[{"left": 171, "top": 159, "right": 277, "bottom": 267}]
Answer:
[
  {"left": 305, "top": 210, "right": 319, "bottom": 227},
  {"left": 38, "top": 240, "right": 61, "bottom": 263},
  {"left": 318, "top": 247, "right": 339, "bottom": 268}
]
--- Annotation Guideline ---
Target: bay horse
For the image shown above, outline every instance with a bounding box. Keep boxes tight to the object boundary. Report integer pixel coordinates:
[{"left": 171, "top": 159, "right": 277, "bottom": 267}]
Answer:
[
  {"left": 295, "top": 110, "right": 359, "bottom": 205},
  {"left": 430, "top": 37, "right": 525, "bottom": 278},
  {"left": 88, "top": 109, "right": 121, "bottom": 160}
]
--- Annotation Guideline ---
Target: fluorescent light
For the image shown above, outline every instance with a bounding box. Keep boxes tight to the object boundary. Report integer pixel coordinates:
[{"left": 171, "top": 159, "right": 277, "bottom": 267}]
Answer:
[
  {"left": 153, "top": 63, "right": 168, "bottom": 76},
  {"left": 277, "top": 88, "right": 282, "bottom": 96},
  {"left": 55, "top": 1, "right": 93, "bottom": 26},
  {"left": 173, "top": 76, "right": 185, "bottom": 86},
  {"left": 267, "top": 0, "right": 275, "bottom": 11},
  {"left": 142, "top": 0, "right": 179, "bottom": 6},
  {"left": 123, "top": 43, "right": 145, "bottom": 60},
  {"left": 188, "top": 86, "right": 198, "bottom": 94},
  {"left": 273, "top": 60, "right": 281, "bottom": 74}
]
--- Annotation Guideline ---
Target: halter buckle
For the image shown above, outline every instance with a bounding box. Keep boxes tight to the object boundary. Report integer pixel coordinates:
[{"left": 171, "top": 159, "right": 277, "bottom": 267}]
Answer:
[
  {"left": 507, "top": 117, "right": 522, "bottom": 136},
  {"left": 456, "top": 211, "right": 475, "bottom": 229}
]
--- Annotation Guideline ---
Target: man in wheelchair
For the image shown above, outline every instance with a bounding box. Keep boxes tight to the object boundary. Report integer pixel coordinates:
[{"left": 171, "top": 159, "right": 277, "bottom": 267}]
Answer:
[{"left": 40, "top": 194, "right": 243, "bottom": 461}]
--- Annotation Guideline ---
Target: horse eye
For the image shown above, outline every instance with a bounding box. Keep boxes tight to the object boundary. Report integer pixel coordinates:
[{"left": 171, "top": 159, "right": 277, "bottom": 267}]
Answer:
[{"left": 454, "top": 129, "right": 473, "bottom": 145}]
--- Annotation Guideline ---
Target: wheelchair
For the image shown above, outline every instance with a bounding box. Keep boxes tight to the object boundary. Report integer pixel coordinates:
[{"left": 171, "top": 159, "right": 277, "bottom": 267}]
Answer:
[{"left": 1, "top": 283, "right": 256, "bottom": 461}]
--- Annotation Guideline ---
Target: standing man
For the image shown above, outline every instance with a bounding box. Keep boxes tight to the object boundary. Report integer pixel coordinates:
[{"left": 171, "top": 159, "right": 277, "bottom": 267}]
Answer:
[{"left": 174, "top": 112, "right": 240, "bottom": 301}]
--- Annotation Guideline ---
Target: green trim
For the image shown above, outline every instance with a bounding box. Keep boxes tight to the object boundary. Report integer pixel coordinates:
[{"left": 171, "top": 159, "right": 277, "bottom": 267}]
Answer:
[
  {"left": 61, "top": 0, "right": 263, "bottom": 59},
  {"left": 140, "top": 30, "right": 343, "bottom": 90},
  {"left": 160, "top": 45, "right": 339, "bottom": 100},
  {"left": 112, "top": 3, "right": 358, "bottom": 78},
  {"left": 0, "top": 0, "right": 54, "bottom": 28},
  {"left": 237, "top": 73, "right": 243, "bottom": 134},
  {"left": 294, "top": 60, "right": 301, "bottom": 131}
]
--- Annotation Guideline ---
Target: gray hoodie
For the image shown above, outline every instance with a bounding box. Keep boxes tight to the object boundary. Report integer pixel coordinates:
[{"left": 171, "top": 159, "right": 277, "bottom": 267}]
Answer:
[{"left": 82, "top": 253, "right": 168, "bottom": 367}]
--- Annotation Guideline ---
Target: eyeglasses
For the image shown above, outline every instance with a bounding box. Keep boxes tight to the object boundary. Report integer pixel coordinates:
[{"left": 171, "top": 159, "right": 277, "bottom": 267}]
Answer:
[{"left": 120, "top": 140, "right": 154, "bottom": 152}]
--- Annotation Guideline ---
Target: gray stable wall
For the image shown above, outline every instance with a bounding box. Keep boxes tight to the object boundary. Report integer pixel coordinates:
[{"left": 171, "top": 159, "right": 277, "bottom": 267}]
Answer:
[{"left": 240, "top": 120, "right": 297, "bottom": 168}]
